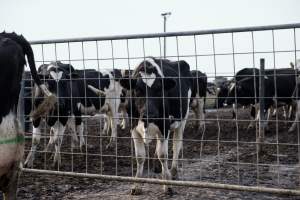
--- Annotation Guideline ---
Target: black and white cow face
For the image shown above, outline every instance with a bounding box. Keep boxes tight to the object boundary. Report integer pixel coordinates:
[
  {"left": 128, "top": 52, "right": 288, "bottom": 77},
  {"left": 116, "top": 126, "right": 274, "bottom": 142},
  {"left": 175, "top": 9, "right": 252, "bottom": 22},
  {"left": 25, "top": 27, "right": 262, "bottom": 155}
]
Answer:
[
  {"left": 121, "top": 59, "right": 176, "bottom": 135},
  {"left": 35, "top": 64, "right": 73, "bottom": 110}
]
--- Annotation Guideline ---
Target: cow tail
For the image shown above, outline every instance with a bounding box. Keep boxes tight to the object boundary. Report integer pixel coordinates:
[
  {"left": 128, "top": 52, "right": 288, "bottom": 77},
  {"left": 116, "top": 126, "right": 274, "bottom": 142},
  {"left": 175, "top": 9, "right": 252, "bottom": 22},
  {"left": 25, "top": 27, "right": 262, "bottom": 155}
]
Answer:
[{"left": 19, "top": 35, "right": 42, "bottom": 86}]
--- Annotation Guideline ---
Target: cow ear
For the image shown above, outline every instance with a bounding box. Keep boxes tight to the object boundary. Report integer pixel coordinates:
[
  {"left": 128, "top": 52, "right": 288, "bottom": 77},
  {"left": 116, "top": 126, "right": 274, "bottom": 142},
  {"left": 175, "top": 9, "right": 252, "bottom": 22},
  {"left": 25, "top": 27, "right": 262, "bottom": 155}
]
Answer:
[
  {"left": 163, "top": 78, "right": 176, "bottom": 91},
  {"left": 120, "top": 76, "right": 137, "bottom": 90}
]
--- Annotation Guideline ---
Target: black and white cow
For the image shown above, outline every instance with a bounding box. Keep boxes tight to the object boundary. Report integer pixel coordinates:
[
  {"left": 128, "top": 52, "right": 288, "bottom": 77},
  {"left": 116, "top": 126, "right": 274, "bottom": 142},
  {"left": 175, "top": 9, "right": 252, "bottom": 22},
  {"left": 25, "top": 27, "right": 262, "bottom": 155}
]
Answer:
[
  {"left": 24, "top": 62, "right": 84, "bottom": 167},
  {"left": 224, "top": 68, "right": 259, "bottom": 117},
  {"left": 119, "top": 57, "right": 192, "bottom": 195},
  {"left": 0, "top": 32, "right": 54, "bottom": 199},
  {"left": 190, "top": 70, "right": 207, "bottom": 130},
  {"left": 77, "top": 68, "right": 124, "bottom": 148},
  {"left": 25, "top": 63, "right": 126, "bottom": 167}
]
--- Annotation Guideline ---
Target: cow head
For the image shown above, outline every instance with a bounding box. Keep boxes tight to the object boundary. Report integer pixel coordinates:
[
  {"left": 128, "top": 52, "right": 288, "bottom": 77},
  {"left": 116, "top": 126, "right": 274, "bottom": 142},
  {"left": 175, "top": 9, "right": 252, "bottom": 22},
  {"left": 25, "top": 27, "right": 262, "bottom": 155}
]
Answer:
[
  {"left": 225, "top": 77, "right": 259, "bottom": 106},
  {"left": 216, "top": 82, "right": 229, "bottom": 108},
  {"left": 120, "top": 58, "right": 177, "bottom": 140},
  {"left": 31, "top": 62, "right": 75, "bottom": 119}
]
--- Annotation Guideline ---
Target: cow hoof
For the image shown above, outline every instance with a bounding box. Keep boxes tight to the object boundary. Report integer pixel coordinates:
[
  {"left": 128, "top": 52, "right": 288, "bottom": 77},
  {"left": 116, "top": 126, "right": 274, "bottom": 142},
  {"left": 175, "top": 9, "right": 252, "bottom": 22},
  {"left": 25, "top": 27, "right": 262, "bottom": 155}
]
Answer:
[
  {"left": 130, "top": 187, "right": 142, "bottom": 195},
  {"left": 164, "top": 187, "right": 173, "bottom": 196}
]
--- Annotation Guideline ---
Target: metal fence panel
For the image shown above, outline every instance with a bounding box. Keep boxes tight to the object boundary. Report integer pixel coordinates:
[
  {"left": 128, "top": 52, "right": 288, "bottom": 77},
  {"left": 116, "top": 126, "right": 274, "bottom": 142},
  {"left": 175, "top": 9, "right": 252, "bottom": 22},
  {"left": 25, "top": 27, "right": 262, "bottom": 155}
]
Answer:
[{"left": 20, "top": 23, "right": 300, "bottom": 195}]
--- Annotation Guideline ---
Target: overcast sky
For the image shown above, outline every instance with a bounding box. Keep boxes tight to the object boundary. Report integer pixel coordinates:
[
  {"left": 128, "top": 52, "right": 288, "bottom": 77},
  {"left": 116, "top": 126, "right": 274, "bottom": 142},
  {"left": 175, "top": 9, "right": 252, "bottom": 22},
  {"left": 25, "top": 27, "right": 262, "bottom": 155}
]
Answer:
[{"left": 1, "top": 0, "right": 300, "bottom": 78}]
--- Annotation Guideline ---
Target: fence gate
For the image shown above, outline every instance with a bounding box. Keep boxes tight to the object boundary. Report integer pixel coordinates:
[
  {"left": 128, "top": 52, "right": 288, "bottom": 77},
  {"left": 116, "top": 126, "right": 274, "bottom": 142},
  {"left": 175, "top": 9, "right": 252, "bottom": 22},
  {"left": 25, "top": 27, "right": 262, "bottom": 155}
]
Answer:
[{"left": 20, "top": 23, "right": 300, "bottom": 196}]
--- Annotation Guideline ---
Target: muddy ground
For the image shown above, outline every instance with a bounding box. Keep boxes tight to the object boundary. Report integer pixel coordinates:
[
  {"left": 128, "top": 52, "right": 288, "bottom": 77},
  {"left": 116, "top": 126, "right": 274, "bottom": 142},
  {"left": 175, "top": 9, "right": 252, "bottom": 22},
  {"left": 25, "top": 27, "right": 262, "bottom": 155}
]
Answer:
[{"left": 16, "top": 108, "right": 300, "bottom": 199}]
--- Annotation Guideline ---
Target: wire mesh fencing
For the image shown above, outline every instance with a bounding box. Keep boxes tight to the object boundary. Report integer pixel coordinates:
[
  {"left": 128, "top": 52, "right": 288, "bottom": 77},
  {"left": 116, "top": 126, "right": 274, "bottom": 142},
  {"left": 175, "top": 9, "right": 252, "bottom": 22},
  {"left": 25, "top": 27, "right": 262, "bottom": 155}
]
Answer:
[{"left": 20, "top": 23, "right": 300, "bottom": 195}]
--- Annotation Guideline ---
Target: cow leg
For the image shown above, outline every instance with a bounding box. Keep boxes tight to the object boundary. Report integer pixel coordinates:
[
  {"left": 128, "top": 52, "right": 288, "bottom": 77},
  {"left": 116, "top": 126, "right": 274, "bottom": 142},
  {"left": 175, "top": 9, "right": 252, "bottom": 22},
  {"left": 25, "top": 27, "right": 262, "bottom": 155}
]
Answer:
[
  {"left": 66, "top": 117, "right": 78, "bottom": 149},
  {"left": 232, "top": 104, "right": 236, "bottom": 119},
  {"left": 102, "top": 114, "right": 110, "bottom": 136},
  {"left": 288, "top": 103, "right": 294, "bottom": 120},
  {"left": 74, "top": 109, "right": 85, "bottom": 150},
  {"left": 76, "top": 122, "right": 85, "bottom": 151},
  {"left": 263, "top": 108, "right": 271, "bottom": 130},
  {"left": 45, "top": 127, "right": 55, "bottom": 153},
  {"left": 170, "top": 126, "right": 183, "bottom": 180},
  {"left": 118, "top": 103, "right": 127, "bottom": 130},
  {"left": 283, "top": 105, "right": 287, "bottom": 120},
  {"left": 2, "top": 161, "right": 21, "bottom": 200},
  {"left": 131, "top": 129, "right": 145, "bottom": 195},
  {"left": 120, "top": 108, "right": 127, "bottom": 130},
  {"left": 289, "top": 100, "right": 300, "bottom": 132},
  {"left": 191, "top": 94, "right": 205, "bottom": 131},
  {"left": 52, "top": 120, "right": 66, "bottom": 166},
  {"left": 247, "top": 105, "right": 256, "bottom": 130},
  {"left": 198, "top": 96, "right": 205, "bottom": 129},
  {"left": 24, "top": 120, "right": 41, "bottom": 167},
  {"left": 106, "top": 99, "right": 120, "bottom": 149},
  {"left": 156, "top": 138, "right": 172, "bottom": 194},
  {"left": 271, "top": 106, "right": 276, "bottom": 117}
]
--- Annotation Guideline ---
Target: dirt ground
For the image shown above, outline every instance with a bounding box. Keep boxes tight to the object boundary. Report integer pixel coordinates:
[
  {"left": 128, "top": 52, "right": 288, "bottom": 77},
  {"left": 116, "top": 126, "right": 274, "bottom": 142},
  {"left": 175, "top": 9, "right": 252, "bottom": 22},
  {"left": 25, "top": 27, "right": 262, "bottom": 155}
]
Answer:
[{"left": 16, "top": 108, "right": 300, "bottom": 199}]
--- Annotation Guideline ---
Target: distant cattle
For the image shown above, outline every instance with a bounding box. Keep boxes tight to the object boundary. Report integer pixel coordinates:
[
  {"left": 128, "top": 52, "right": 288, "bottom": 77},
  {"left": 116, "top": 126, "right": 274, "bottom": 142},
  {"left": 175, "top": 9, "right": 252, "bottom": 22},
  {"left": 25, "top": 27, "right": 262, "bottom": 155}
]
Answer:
[
  {"left": 120, "top": 57, "right": 193, "bottom": 195},
  {"left": 0, "top": 32, "right": 54, "bottom": 199},
  {"left": 25, "top": 63, "right": 126, "bottom": 167},
  {"left": 226, "top": 67, "right": 299, "bottom": 130}
]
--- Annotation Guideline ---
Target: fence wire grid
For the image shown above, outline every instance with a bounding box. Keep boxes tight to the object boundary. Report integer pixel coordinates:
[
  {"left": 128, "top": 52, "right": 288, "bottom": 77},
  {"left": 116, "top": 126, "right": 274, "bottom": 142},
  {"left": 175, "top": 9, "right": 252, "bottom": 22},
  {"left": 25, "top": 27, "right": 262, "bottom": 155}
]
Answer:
[{"left": 20, "top": 23, "right": 300, "bottom": 195}]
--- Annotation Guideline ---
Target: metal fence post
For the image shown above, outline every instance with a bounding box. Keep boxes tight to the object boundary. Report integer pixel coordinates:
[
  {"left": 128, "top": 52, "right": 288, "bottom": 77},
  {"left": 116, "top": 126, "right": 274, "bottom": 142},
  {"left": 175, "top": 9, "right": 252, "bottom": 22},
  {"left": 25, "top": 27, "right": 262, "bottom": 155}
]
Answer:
[{"left": 257, "top": 58, "right": 265, "bottom": 153}]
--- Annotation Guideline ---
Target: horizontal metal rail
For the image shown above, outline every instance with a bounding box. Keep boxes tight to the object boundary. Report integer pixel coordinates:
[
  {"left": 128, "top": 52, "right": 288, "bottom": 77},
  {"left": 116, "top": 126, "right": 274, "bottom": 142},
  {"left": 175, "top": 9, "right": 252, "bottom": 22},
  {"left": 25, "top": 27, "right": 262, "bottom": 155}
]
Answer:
[
  {"left": 30, "top": 23, "right": 300, "bottom": 44},
  {"left": 22, "top": 168, "right": 300, "bottom": 196}
]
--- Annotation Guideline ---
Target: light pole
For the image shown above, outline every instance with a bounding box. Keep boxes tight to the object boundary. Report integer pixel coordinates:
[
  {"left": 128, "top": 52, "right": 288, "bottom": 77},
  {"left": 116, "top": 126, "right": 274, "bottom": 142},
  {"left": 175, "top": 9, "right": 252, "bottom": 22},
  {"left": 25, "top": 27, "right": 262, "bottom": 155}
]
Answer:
[{"left": 161, "top": 12, "right": 171, "bottom": 58}]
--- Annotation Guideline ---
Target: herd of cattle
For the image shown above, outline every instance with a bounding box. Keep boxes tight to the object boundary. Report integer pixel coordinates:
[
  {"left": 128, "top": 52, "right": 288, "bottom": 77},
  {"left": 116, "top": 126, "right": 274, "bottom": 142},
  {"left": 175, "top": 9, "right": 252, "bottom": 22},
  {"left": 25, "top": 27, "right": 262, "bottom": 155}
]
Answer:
[{"left": 1, "top": 32, "right": 300, "bottom": 198}]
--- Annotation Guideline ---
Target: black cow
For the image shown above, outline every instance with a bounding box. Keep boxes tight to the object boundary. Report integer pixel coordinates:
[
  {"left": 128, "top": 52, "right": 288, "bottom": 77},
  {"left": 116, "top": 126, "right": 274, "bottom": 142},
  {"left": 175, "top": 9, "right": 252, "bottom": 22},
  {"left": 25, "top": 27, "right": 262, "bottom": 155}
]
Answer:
[
  {"left": 216, "top": 81, "right": 230, "bottom": 108},
  {"left": 120, "top": 57, "right": 192, "bottom": 195},
  {"left": 226, "top": 67, "right": 299, "bottom": 129},
  {"left": 0, "top": 32, "right": 54, "bottom": 199}
]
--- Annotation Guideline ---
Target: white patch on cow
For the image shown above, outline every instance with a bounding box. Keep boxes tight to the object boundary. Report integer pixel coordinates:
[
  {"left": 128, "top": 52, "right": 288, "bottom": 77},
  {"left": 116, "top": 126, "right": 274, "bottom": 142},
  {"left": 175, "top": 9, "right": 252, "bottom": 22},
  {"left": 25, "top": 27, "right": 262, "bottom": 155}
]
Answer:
[
  {"left": 289, "top": 100, "right": 300, "bottom": 132},
  {"left": 170, "top": 89, "right": 192, "bottom": 130},
  {"left": 50, "top": 71, "right": 63, "bottom": 82},
  {"left": 121, "top": 69, "right": 126, "bottom": 77},
  {"left": 229, "top": 82, "right": 235, "bottom": 92},
  {"left": 0, "top": 112, "right": 23, "bottom": 175},
  {"left": 139, "top": 72, "right": 156, "bottom": 88},
  {"left": 145, "top": 58, "right": 165, "bottom": 78},
  {"left": 136, "top": 120, "right": 159, "bottom": 144},
  {"left": 185, "top": 89, "right": 192, "bottom": 120},
  {"left": 101, "top": 69, "right": 110, "bottom": 76}
]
